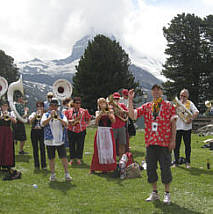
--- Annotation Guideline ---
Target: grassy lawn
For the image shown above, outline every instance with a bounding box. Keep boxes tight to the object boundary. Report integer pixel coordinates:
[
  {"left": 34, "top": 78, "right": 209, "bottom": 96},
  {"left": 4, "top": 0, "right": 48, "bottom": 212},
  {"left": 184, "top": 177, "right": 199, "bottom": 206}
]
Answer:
[{"left": 0, "top": 125, "right": 213, "bottom": 214}]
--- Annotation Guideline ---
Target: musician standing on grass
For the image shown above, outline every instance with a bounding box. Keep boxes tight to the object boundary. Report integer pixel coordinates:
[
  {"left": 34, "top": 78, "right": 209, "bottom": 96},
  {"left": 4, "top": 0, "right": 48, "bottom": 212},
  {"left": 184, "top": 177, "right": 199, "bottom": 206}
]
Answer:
[
  {"left": 128, "top": 84, "right": 177, "bottom": 204},
  {"left": 111, "top": 92, "right": 129, "bottom": 159},
  {"left": 173, "top": 89, "right": 199, "bottom": 168},
  {"left": 64, "top": 97, "right": 91, "bottom": 165},
  {"left": 41, "top": 98, "right": 72, "bottom": 182},
  {"left": 13, "top": 93, "right": 29, "bottom": 155},
  {"left": 28, "top": 101, "right": 46, "bottom": 170}
]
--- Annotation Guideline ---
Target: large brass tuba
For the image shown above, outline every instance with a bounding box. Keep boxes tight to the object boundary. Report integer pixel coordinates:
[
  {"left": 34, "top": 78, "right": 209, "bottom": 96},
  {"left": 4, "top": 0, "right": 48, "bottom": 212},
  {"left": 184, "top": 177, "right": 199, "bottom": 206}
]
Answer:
[
  {"left": 53, "top": 79, "right": 72, "bottom": 100},
  {"left": 0, "top": 76, "right": 8, "bottom": 98},
  {"left": 7, "top": 75, "right": 28, "bottom": 123},
  {"left": 173, "top": 97, "right": 193, "bottom": 123}
]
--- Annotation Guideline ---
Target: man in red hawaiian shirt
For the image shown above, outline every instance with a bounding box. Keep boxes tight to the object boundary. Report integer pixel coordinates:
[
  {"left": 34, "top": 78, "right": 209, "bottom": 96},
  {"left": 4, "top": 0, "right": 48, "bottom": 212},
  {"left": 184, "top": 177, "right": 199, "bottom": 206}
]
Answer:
[{"left": 128, "top": 84, "right": 177, "bottom": 204}]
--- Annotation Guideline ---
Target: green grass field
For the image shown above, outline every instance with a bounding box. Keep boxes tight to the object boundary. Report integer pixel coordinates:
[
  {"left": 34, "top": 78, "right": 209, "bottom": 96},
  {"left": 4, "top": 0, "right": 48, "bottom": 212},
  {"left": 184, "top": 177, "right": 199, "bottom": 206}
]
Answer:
[{"left": 0, "top": 125, "right": 213, "bottom": 214}]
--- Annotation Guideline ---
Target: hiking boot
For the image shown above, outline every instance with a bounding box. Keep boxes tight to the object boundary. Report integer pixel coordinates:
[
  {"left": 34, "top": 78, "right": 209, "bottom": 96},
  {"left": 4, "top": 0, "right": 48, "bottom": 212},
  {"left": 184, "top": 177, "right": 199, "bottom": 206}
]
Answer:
[
  {"left": 163, "top": 192, "right": 171, "bottom": 204},
  {"left": 146, "top": 192, "right": 160, "bottom": 202}
]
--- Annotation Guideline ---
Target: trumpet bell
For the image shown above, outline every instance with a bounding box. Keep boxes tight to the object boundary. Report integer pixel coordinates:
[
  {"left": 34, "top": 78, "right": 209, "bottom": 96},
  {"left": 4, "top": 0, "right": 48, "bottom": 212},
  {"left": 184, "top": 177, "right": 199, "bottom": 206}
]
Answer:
[
  {"left": 205, "top": 100, "right": 212, "bottom": 108},
  {"left": 0, "top": 76, "right": 8, "bottom": 98},
  {"left": 53, "top": 79, "right": 72, "bottom": 100}
]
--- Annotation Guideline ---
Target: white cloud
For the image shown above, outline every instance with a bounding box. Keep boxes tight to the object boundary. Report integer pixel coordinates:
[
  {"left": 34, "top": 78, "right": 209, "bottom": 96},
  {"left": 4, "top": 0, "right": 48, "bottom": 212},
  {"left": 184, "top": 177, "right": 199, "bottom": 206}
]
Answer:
[{"left": 0, "top": 0, "right": 212, "bottom": 63}]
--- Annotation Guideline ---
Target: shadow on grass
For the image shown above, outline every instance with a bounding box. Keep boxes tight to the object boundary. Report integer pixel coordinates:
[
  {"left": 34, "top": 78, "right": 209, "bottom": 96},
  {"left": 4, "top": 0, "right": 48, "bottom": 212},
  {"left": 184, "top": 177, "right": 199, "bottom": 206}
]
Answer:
[
  {"left": 49, "top": 181, "right": 76, "bottom": 194},
  {"left": 15, "top": 154, "right": 32, "bottom": 163},
  {"left": 130, "top": 149, "right": 145, "bottom": 159},
  {"left": 179, "top": 166, "right": 213, "bottom": 176},
  {"left": 70, "top": 161, "right": 90, "bottom": 169},
  {"left": 33, "top": 168, "right": 50, "bottom": 177},
  {"left": 153, "top": 200, "right": 202, "bottom": 214}
]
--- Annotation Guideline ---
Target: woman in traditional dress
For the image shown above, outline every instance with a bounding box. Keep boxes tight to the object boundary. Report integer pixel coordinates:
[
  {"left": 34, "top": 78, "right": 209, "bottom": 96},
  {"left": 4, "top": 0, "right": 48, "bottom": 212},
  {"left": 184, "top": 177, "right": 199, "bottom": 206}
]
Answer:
[
  {"left": 90, "top": 98, "right": 117, "bottom": 173},
  {"left": 0, "top": 101, "right": 21, "bottom": 180}
]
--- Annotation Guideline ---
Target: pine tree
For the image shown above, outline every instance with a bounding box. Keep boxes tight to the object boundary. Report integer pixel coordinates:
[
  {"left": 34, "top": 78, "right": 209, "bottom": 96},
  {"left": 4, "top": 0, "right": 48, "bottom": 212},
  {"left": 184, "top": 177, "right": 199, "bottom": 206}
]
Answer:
[
  {"left": 73, "top": 34, "right": 139, "bottom": 113},
  {"left": 162, "top": 13, "right": 211, "bottom": 112},
  {"left": 0, "top": 50, "right": 19, "bottom": 84}
]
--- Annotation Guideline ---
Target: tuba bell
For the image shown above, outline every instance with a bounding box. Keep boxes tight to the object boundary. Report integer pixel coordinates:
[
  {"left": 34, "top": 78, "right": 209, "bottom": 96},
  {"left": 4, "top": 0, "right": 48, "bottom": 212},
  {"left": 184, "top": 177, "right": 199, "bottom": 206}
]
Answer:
[
  {"left": 53, "top": 79, "right": 72, "bottom": 100},
  {"left": 0, "top": 76, "right": 8, "bottom": 98},
  {"left": 7, "top": 75, "right": 28, "bottom": 123}
]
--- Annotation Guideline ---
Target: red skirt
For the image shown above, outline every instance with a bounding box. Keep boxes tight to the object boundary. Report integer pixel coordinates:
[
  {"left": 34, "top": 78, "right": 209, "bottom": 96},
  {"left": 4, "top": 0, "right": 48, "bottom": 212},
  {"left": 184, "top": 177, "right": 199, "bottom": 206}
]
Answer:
[
  {"left": 0, "top": 126, "right": 14, "bottom": 167},
  {"left": 90, "top": 128, "right": 117, "bottom": 172}
]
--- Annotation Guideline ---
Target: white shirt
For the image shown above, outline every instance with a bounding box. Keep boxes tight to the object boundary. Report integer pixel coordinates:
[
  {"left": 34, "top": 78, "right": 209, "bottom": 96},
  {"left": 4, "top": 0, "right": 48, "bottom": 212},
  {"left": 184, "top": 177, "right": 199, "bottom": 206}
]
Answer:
[
  {"left": 41, "top": 112, "right": 68, "bottom": 146},
  {"left": 176, "top": 101, "right": 199, "bottom": 130}
]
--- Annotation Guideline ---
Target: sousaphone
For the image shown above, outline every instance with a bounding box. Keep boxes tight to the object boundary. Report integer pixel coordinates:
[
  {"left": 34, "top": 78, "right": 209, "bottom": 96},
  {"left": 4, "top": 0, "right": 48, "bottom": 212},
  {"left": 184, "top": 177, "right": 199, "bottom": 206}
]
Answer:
[
  {"left": 0, "top": 76, "right": 8, "bottom": 98},
  {"left": 53, "top": 79, "right": 72, "bottom": 100},
  {"left": 7, "top": 75, "right": 28, "bottom": 123}
]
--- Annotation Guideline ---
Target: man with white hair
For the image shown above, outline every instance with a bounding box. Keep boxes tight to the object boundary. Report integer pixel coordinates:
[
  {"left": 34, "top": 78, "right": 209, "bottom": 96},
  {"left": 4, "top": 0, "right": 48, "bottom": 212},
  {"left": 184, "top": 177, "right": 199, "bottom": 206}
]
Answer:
[
  {"left": 173, "top": 89, "right": 199, "bottom": 168},
  {"left": 44, "top": 92, "right": 54, "bottom": 112}
]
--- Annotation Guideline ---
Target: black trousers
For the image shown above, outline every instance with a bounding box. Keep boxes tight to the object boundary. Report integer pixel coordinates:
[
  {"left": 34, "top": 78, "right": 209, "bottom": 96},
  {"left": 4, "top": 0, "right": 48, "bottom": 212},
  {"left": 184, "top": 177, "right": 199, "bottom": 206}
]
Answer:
[
  {"left": 174, "top": 129, "right": 191, "bottom": 164},
  {"left": 146, "top": 145, "right": 172, "bottom": 184},
  {"left": 67, "top": 130, "right": 86, "bottom": 159},
  {"left": 31, "top": 129, "right": 46, "bottom": 168}
]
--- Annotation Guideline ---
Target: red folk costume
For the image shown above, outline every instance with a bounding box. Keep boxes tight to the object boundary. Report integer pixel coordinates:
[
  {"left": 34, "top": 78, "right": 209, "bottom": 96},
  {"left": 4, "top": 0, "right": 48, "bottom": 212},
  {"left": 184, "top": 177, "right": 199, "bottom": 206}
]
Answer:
[
  {"left": 65, "top": 108, "right": 91, "bottom": 133},
  {"left": 90, "top": 115, "right": 117, "bottom": 172},
  {"left": 0, "top": 112, "right": 15, "bottom": 167}
]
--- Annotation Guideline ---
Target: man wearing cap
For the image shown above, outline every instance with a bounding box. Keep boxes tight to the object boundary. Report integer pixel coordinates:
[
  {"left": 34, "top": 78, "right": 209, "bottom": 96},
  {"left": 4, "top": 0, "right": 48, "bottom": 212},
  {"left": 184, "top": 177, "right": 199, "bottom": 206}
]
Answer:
[
  {"left": 111, "top": 92, "right": 128, "bottom": 159},
  {"left": 120, "top": 89, "right": 136, "bottom": 137},
  {"left": 44, "top": 92, "right": 54, "bottom": 112},
  {"left": 13, "top": 93, "right": 29, "bottom": 155},
  {"left": 119, "top": 89, "right": 129, "bottom": 107},
  {"left": 128, "top": 84, "right": 177, "bottom": 204},
  {"left": 41, "top": 98, "right": 72, "bottom": 182}
]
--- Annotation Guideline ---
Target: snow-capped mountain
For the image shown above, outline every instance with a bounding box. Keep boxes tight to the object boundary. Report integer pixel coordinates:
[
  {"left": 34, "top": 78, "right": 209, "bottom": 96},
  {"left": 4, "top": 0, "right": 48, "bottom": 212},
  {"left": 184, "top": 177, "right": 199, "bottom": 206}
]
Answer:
[{"left": 17, "top": 34, "right": 163, "bottom": 111}]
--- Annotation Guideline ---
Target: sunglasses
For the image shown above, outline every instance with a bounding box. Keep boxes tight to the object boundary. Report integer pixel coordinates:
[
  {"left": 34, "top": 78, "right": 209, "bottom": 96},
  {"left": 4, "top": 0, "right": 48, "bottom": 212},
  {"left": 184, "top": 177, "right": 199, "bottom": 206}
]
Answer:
[{"left": 180, "top": 95, "right": 187, "bottom": 98}]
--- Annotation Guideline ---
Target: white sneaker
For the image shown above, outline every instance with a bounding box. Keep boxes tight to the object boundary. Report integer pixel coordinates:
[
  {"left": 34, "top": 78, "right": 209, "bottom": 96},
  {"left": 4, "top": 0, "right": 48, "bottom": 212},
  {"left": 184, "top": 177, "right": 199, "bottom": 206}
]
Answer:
[
  {"left": 146, "top": 192, "right": 160, "bottom": 202},
  {"left": 49, "top": 173, "right": 56, "bottom": 182},
  {"left": 65, "top": 173, "right": 72, "bottom": 181},
  {"left": 163, "top": 192, "right": 171, "bottom": 204},
  {"left": 186, "top": 163, "right": 191, "bottom": 169}
]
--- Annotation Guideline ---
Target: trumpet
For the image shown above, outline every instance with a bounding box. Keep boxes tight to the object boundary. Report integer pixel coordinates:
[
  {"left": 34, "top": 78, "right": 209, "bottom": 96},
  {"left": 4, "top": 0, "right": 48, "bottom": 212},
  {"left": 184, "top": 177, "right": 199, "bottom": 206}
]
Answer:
[
  {"left": 35, "top": 110, "right": 43, "bottom": 120},
  {"left": 107, "top": 95, "right": 128, "bottom": 122},
  {"left": 1, "top": 111, "right": 11, "bottom": 121},
  {"left": 204, "top": 100, "right": 213, "bottom": 115},
  {"left": 53, "top": 111, "right": 59, "bottom": 120}
]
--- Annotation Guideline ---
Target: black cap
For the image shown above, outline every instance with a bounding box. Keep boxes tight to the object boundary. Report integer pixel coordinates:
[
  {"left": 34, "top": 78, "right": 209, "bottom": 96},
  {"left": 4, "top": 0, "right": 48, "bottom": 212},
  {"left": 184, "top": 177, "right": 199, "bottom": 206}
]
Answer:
[
  {"left": 151, "top": 84, "right": 162, "bottom": 90},
  {"left": 50, "top": 98, "right": 59, "bottom": 106}
]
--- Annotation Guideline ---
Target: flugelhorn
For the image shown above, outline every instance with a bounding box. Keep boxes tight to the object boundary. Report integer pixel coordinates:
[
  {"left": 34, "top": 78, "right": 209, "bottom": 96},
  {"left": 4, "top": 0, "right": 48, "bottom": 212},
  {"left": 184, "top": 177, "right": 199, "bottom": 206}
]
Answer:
[
  {"left": 0, "top": 111, "right": 10, "bottom": 121},
  {"left": 0, "top": 76, "right": 8, "bottom": 98},
  {"left": 7, "top": 75, "right": 28, "bottom": 123}
]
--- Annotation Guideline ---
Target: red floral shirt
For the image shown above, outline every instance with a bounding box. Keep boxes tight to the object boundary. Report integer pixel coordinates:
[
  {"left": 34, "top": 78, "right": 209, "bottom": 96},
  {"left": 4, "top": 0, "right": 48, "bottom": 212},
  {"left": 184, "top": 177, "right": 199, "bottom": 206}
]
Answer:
[
  {"left": 136, "top": 100, "right": 176, "bottom": 147},
  {"left": 65, "top": 108, "right": 92, "bottom": 133}
]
